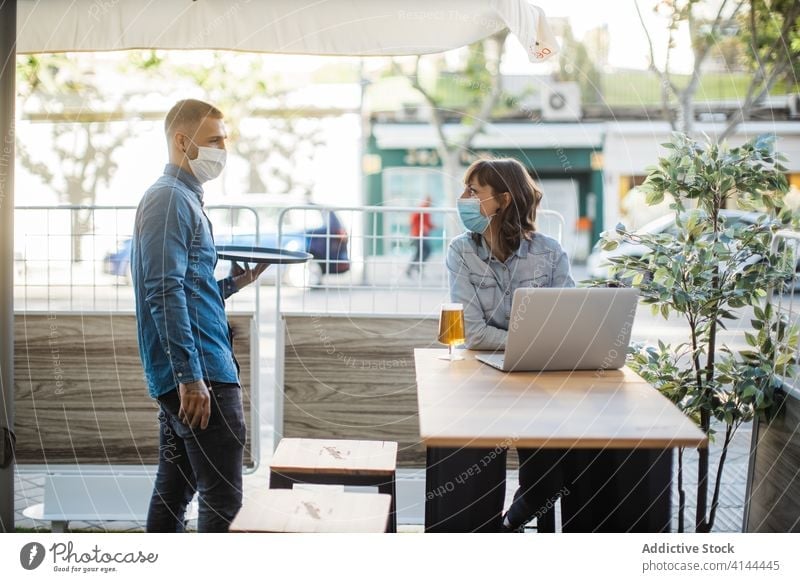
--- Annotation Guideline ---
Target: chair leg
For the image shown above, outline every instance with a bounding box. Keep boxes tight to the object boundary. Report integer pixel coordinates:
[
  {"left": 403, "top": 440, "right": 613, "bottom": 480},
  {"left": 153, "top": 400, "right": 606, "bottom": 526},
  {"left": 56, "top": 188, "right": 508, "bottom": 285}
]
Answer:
[
  {"left": 378, "top": 473, "right": 397, "bottom": 533},
  {"left": 269, "top": 470, "right": 295, "bottom": 490}
]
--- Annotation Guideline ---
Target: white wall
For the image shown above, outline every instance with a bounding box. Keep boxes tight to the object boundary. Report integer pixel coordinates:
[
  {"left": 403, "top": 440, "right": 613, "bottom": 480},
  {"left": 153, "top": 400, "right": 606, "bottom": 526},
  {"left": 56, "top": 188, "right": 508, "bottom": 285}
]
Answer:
[{"left": 602, "top": 122, "right": 800, "bottom": 230}]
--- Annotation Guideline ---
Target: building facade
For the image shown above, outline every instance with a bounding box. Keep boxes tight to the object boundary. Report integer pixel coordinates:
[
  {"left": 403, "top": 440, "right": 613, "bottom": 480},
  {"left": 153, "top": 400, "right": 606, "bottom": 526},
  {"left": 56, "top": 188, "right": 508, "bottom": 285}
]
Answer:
[{"left": 365, "top": 119, "right": 800, "bottom": 261}]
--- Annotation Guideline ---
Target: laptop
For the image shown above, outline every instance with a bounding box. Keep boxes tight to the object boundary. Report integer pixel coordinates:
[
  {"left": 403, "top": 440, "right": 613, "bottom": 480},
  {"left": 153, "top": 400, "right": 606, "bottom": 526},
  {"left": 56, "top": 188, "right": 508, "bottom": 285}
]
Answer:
[{"left": 475, "top": 287, "right": 639, "bottom": 372}]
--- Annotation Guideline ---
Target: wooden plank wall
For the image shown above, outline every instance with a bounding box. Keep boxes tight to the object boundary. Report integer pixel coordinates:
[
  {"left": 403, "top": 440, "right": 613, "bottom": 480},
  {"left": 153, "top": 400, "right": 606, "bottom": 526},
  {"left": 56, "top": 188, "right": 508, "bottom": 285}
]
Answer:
[
  {"left": 14, "top": 313, "right": 255, "bottom": 466},
  {"left": 282, "top": 314, "right": 441, "bottom": 467},
  {"left": 745, "top": 389, "right": 800, "bottom": 532}
]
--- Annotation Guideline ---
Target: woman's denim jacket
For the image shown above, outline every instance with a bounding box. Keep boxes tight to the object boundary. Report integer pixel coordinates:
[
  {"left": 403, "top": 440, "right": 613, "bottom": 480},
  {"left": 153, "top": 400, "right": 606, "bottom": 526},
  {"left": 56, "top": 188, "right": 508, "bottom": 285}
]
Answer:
[{"left": 446, "top": 231, "right": 575, "bottom": 351}]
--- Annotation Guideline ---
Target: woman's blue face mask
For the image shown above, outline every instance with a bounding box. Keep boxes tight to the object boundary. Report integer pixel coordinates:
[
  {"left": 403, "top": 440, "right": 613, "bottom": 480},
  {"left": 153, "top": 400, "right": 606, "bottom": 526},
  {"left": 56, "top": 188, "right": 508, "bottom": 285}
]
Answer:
[{"left": 457, "top": 197, "right": 493, "bottom": 233}]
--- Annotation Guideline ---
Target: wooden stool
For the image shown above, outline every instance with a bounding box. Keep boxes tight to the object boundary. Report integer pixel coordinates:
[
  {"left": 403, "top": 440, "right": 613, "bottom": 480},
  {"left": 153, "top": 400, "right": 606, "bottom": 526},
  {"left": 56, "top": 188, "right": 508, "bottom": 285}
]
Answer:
[
  {"left": 230, "top": 489, "right": 391, "bottom": 533},
  {"left": 270, "top": 438, "right": 398, "bottom": 532}
]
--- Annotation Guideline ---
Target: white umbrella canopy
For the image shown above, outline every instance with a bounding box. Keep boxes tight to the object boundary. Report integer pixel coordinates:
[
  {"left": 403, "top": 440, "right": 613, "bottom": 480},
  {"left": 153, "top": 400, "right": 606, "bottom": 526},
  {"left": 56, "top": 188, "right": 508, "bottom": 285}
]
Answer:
[{"left": 16, "top": 0, "right": 558, "bottom": 61}]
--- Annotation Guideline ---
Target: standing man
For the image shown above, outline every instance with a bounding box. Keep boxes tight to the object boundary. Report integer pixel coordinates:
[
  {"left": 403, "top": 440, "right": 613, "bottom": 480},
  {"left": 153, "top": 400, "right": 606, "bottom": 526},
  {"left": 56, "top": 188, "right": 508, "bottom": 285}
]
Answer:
[
  {"left": 406, "top": 195, "right": 434, "bottom": 277},
  {"left": 132, "top": 99, "right": 266, "bottom": 532}
]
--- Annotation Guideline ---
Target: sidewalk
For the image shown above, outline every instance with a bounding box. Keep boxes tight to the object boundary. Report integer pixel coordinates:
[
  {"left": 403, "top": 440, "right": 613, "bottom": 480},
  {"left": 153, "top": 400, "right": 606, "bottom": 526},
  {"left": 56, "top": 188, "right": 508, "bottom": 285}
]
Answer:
[{"left": 13, "top": 422, "right": 752, "bottom": 533}]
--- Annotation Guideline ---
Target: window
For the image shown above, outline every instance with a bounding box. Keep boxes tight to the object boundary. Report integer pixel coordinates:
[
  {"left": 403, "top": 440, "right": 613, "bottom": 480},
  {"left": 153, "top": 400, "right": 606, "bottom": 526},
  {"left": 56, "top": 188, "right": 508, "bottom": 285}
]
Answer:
[{"left": 382, "top": 168, "right": 448, "bottom": 255}]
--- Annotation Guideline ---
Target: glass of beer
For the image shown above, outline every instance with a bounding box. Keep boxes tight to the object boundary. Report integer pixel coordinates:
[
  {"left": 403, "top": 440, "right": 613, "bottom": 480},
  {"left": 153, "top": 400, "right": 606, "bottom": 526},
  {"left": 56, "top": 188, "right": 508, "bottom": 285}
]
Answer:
[{"left": 438, "top": 303, "right": 465, "bottom": 361}]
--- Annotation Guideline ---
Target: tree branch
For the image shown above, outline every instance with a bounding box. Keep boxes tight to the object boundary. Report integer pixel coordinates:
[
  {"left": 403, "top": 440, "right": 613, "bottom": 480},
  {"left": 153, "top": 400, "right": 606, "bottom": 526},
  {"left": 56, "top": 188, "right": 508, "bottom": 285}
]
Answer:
[
  {"left": 685, "top": 0, "right": 745, "bottom": 102},
  {"left": 460, "top": 31, "right": 508, "bottom": 148},
  {"left": 698, "top": 0, "right": 745, "bottom": 65},
  {"left": 393, "top": 57, "right": 451, "bottom": 152},
  {"left": 720, "top": 0, "right": 800, "bottom": 141},
  {"left": 719, "top": 2, "right": 800, "bottom": 141},
  {"left": 749, "top": 0, "right": 766, "bottom": 81},
  {"left": 635, "top": 0, "right": 680, "bottom": 97}
]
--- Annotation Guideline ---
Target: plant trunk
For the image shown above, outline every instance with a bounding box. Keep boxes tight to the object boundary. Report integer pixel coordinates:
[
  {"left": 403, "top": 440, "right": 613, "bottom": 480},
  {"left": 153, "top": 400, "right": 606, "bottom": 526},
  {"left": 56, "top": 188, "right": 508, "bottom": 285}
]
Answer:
[
  {"left": 696, "top": 409, "right": 710, "bottom": 532},
  {"left": 707, "top": 424, "right": 733, "bottom": 531},
  {"left": 695, "top": 207, "right": 724, "bottom": 532},
  {"left": 695, "top": 336, "right": 717, "bottom": 534},
  {"left": 677, "top": 447, "right": 685, "bottom": 533},
  {"left": 688, "top": 315, "right": 708, "bottom": 532}
]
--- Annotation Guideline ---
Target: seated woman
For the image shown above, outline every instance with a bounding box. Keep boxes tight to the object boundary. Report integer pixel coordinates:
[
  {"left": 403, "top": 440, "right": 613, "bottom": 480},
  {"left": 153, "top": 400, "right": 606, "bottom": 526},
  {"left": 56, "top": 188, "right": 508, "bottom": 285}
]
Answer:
[{"left": 446, "top": 157, "right": 574, "bottom": 532}]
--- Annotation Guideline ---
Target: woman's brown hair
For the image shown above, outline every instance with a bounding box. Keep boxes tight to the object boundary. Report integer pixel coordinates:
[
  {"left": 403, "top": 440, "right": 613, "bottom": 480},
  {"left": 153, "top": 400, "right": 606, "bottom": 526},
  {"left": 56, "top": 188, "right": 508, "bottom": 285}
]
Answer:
[{"left": 463, "top": 157, "right": 543, "bottom": 258}]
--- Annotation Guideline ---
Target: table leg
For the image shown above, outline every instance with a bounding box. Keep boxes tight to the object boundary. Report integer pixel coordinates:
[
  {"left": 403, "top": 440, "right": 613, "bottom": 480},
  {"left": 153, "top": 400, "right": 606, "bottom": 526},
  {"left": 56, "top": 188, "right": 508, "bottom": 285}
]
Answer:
[
  {"left": 425, "top": 446, "right": 507, "bottom": 532},
  {"left": 537, "top": 507, "right": 557, "bottom": 532},
  {"left": 378, "top": 476, "right": 397, "bottom": 533},
  {"left": 561, "top": 448, "right": 673, "bottom": 533}
]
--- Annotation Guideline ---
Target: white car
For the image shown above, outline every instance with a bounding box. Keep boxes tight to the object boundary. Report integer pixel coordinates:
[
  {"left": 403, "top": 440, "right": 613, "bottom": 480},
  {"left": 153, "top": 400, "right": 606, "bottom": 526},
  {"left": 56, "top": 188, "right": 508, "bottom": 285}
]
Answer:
[{"left": 586, "top": 210, "right": 766, "bottom": 281}]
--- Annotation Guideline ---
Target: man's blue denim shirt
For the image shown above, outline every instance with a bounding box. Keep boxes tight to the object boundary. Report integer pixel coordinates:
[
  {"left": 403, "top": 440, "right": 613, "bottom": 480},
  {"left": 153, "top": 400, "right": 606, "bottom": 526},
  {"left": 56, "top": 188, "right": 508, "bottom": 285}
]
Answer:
[
  {"left": 446, "top": 231, "right": 575, "bottom": 351},
  {"left": 132, "top": 164, "right": 239, "bottom": 398}
]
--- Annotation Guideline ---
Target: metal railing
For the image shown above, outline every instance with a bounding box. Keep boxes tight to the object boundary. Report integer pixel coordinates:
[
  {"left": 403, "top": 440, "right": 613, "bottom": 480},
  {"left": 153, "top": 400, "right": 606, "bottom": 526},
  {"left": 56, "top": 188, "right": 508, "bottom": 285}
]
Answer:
[
  {"left": 14, "top": 205, "right": 138, "bottom": 312},
  {"left": 13, "top": 204, "right": 262, "bottom": 313},
  {"left": 275, "top": 204, "right": 565, "bottom": 316},
  {"left": 13, "top": 203, "right": 565, "bottom": 316},
  {"left": 13, "top": 204, "right": 264, "bottom": 474}
]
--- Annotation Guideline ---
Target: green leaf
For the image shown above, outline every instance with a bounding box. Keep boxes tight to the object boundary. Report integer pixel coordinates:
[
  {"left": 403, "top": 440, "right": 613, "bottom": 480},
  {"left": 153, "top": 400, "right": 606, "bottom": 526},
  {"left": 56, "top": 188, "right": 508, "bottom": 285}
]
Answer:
[
  {"left": 645, "top": 189, "right": 665, "bottom": 206},
  {"left": 742, "top": 386, "right": 758, "bottom": 399}
]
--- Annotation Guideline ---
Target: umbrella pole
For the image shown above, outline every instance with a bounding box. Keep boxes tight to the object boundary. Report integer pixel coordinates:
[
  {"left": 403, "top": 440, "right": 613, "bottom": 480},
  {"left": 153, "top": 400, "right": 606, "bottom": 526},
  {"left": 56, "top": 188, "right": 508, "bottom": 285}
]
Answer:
[{"left": 0, "top": 0, "right": 17, "bottom": 533}]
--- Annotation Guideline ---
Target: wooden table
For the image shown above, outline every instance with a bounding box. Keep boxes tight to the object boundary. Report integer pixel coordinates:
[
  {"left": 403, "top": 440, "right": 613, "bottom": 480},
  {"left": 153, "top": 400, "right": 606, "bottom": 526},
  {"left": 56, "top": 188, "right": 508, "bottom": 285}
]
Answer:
[{"left": 414, "top": 349, "right": 707, "bottom": 532}]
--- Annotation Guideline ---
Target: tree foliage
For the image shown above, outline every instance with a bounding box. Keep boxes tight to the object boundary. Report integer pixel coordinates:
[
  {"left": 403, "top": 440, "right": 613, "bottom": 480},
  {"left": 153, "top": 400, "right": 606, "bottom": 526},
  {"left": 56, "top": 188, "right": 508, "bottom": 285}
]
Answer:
[
  {"left": 554, "top": 25, "right": 603, "bottom": 105},
  {"left": 126, "top": 51, "right": 325, "bottom": 197},
  {"left": 738, "top": 0, "right": 800, "bottom": 95},
  {"left": 636, "top": 0, "right": 799, "bottom": 138},
  {"left": 392, "top": 30, "right": 509, "bottom": 204},
  {"left": 16, "top": 55, "right": 135, "bottom": 261}
]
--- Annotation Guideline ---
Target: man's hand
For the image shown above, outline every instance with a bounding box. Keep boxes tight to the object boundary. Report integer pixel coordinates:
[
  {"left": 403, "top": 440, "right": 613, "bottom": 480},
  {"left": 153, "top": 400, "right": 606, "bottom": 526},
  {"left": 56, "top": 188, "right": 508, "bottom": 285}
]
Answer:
[
  {"left": 230, "top": 261, "right": 269, "bottom": 290},
  {"left": 178, "top": 380, "right": 211, "bottom": 429}
]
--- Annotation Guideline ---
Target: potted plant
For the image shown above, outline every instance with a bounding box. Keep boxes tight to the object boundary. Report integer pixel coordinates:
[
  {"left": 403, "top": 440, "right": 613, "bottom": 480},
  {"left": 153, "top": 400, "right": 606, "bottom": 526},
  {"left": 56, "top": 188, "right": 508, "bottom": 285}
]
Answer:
[{"left": 596, "top": 132, "right": 796, "bottom": 532}]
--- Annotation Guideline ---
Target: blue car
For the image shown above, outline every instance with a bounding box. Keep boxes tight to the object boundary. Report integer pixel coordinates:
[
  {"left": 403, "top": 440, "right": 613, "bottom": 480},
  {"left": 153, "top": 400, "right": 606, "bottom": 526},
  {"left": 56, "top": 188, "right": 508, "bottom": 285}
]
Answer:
[{"left": 103, "top": 206, "right": 349, "bottom": 281}]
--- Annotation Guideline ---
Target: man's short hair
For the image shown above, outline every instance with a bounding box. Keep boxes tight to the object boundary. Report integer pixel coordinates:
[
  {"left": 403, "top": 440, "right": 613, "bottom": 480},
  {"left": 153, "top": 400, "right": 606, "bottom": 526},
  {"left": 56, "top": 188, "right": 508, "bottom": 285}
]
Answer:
[{"left": 164, "top": 99, "right": 223, "bottom": 137}]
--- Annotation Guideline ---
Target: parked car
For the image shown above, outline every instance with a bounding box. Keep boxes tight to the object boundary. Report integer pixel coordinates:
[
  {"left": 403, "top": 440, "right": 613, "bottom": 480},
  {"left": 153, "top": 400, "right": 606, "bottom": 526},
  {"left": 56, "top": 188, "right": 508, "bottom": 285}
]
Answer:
[
  {"left": 103, "top": 238, "right": 133, "bottom": 280},
  {"left": 586, "top": 210, "right": 781, "bottom": 281},
  {"left": 103, "top": 203, "right": 349, "bottom": 283}
]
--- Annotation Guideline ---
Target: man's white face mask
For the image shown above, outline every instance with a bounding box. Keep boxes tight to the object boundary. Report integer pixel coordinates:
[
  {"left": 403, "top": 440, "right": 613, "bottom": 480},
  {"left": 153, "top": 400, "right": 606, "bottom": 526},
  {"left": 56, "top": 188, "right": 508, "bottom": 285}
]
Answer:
[{"left": 184, "top": 137, "right": 227, "bottom": 183}]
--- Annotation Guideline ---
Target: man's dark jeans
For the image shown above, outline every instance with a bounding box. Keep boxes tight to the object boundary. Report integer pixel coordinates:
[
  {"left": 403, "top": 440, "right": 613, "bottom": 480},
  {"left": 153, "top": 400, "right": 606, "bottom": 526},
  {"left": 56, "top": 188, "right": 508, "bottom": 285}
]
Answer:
[{"left": 146, "top": 382, "right": 246, "bottom": 533}]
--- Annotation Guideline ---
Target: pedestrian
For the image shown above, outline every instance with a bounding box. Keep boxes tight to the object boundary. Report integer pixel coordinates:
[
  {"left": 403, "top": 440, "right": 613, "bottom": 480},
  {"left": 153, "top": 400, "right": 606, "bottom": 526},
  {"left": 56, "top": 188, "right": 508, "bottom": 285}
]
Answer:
[{"left": 406, "top": 195, "right": 434, "bottom": 277}]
